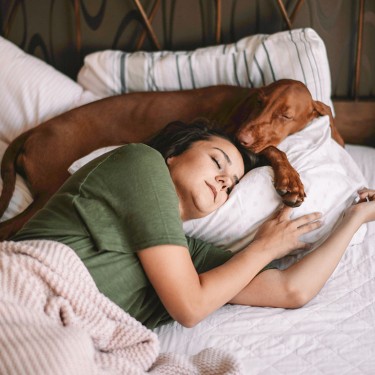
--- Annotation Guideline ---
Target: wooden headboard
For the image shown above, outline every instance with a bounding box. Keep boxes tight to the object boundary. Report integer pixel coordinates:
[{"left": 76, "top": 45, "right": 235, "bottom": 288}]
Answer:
[
  {"left": 330, "top": 0, "right": 375, "bottom": 147},
  {"left": 1, "top": 0, "right": 374, "bottom": 146},
  {"left": 334, "top": 100, "right": 375, "bottom": 147}
]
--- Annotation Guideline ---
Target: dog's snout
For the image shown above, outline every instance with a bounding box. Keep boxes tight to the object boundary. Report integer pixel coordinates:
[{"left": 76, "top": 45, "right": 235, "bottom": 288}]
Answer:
[
  {"left": 237, "top": 131, "right": 255, "bottom": 148},
  {"left": 240, "top": 140, "right": 251, "bottom": 148}
]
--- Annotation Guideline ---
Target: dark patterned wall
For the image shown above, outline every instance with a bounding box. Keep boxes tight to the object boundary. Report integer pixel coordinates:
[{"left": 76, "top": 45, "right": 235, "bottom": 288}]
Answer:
[{"left": 1, "top": 0, "right": 374, "bottom": 98}]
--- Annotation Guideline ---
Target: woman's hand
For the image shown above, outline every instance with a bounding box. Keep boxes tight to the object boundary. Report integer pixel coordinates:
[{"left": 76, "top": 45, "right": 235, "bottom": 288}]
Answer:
[
  {"left": 357, "top": 188, "right": 375, "bottom": 203},
  {"left": 344, "top": 188, "right": 375, "bottom": 225},
  {"left": 252, "top": 205, "right": 322, "bottom": 260}
]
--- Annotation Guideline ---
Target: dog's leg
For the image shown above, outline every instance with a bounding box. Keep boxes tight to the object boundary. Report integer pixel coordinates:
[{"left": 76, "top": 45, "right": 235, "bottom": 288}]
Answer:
[{"left": 259, "top": 146, "right": 305, "bottom": 207}]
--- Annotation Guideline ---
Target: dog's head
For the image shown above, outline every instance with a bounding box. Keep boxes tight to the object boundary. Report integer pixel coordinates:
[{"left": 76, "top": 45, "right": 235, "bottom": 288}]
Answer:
[{"left": 234, "top": 79, "right": 339, "bottom": 152}]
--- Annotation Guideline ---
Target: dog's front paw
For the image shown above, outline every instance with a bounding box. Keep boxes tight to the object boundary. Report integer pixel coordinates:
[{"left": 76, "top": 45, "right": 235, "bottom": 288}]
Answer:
[
  {"left": 279, "top": 192, "right": 304, "bottom": 207},
  {"left": 275, "top": 170, "right": 305, "bottom": 207}
]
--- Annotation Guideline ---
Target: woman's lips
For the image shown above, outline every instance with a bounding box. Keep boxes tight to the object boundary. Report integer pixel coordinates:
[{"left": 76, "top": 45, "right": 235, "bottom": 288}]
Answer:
[{"left": 206, "top": 181, "right": 217, "bottom": 200}]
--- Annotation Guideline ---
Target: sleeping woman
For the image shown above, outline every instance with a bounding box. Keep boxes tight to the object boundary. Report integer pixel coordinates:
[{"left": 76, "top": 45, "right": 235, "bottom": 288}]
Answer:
[{"left": 11, "top": 120, "right": 375, "bottom": 329}]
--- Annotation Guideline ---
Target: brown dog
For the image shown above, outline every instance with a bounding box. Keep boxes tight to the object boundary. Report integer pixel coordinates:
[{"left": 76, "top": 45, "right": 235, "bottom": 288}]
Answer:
[{"left": 0, "top": 79, "right": 344, "bottom": 240}]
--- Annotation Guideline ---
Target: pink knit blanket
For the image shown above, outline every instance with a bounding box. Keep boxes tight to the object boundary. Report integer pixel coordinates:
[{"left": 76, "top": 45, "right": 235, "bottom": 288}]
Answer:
[{"left": 0, "top": 240, "right": 243, "bottom": 374}]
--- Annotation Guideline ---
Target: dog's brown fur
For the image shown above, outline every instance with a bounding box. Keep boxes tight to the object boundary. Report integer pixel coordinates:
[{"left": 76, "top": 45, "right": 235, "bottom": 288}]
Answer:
[{"left": 0, "top": 79, "right": 344, "bottom": 240}]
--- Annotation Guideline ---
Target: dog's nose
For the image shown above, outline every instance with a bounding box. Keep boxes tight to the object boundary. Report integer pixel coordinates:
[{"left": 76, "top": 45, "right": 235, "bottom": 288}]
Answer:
[{"left": 238, "top": 133, "right": 255, "bottom": 148}]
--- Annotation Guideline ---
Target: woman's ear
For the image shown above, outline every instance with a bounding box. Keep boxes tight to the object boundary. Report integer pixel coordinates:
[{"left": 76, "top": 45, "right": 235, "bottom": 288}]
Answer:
[{"left": 166, "top": 156, "right": 175, "bottom": 166}]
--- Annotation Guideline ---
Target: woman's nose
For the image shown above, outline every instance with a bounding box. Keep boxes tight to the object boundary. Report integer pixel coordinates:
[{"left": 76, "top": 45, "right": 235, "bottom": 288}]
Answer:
[{"left": 216, "top": 175, "right": 232, "bottom": 190}]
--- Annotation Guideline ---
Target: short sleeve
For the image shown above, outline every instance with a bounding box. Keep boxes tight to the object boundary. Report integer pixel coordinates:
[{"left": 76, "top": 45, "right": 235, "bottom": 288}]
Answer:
[
  {"left": 73, "top": 144, "right": 188, "bottom": 252},
  {"left": 187, "top": 237, "right": 234, "bottom": 273}
]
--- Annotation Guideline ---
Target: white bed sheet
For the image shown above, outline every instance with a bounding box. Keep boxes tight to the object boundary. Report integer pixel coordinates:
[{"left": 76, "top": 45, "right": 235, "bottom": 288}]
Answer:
[{"left": 154, "top": 144, "right": 375, "bottom": 375}]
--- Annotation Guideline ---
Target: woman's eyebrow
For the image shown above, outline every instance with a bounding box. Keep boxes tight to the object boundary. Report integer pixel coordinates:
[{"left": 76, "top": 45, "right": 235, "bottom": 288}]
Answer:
[
  {"left": 213, "top": 147, "right": 239, "bottom": 184},
  {"left": 213, "top": 147, "right": 231, "bottom": 165}
]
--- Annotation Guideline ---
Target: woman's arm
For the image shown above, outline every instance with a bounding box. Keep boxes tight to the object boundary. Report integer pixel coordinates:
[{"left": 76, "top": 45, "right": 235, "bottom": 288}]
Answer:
[
  {"left": 138, "top": 206, "right": 321, "bottom": 327},
  {"left": 230, "top": 188, "right": 375, "bottom": 308}
]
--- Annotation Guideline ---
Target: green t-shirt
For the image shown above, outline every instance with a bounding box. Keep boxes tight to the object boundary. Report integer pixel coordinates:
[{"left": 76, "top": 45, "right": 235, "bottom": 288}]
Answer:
[{"left": 13, "top": 144, "right": 233, "bottom": 328}]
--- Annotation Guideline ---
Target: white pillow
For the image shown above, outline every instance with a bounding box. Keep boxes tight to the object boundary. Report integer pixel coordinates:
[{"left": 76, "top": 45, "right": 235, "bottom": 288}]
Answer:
[
  {"left": 77, "top": 28, "right": 333, "bottom": 110},
  {"left": 68, "top": 116, "right": 368, "bottom": 270},
  {"left": 183, "top": 116, "right": 367, "bottom": 269},
  {"left": 0, "top": 37, "right": 98, "bottom": 221},
  {"left": 68, "top": 146, "right": 122, "bottom": 174},
  {"left": 345, "top": 144, "right": 375, "bottom": 187},
  {"left": 0, "top": 36, "right": 99, "bottom": 144}
]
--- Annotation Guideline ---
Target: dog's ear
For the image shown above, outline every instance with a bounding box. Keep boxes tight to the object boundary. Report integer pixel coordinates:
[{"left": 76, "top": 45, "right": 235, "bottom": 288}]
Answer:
[
  {"left": 312, "top": 100, "right": 333, "bottom": 126},
  {"left": 313, "top": 100, "right": 345, "bottom": 147}
]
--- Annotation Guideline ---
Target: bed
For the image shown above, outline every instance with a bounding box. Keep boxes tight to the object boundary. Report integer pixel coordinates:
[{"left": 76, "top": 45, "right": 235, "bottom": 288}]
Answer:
[{"left": 0, "top": 24, "right": 375, "bottom": 374}]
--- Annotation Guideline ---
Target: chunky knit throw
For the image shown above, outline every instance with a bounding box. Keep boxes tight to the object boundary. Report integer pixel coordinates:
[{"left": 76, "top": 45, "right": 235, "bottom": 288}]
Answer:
[{"left": 0, "top": 240, "right": 243, "bottom": 374}]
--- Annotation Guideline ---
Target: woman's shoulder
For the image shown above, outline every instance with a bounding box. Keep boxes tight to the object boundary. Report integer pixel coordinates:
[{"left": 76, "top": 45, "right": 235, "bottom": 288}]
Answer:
[
  {"left": 100, "top": 143, "right": 169, "bottom": 181},
  {"left": 114, "top": 143, "right": 164, "bottom": 164},
  {"left": 65, "top": 143, "right": 167, "bottom": 191}
]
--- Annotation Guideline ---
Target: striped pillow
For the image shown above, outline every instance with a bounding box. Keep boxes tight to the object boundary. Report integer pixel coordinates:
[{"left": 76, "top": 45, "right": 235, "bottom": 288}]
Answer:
[
  {"left": 77, "top": 28, "right": 333, "bottom": 108},
  {"left": 0, "top": 37, "right": 97, "bottom": 221},
  {"left": 0, "top": 37, "right": 98, "bottom": 145}
]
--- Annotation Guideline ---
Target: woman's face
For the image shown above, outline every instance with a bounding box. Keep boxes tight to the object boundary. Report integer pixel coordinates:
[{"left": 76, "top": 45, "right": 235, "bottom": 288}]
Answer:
[{"left": 167, "top": 136, "right": 245, "bottom": 221}]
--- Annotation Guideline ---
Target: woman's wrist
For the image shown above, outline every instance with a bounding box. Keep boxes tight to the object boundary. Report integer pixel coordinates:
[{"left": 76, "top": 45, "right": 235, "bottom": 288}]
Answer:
[
  {"left": 244, "top": 238, "right": 278, "bottom": 263},
  {"left": 340, "top": 206, "right": 365, "bottom": 231}
]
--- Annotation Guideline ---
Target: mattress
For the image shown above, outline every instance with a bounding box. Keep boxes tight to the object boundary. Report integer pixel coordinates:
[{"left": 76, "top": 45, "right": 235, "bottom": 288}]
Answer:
[{"left": 154, "top": 144, "right": 375, "bottom": 374}]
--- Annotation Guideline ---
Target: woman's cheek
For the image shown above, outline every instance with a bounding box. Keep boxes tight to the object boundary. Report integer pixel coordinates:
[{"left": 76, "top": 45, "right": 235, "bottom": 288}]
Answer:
[{"left": 217, "top": 193, "right": 228, "bottom": 207}]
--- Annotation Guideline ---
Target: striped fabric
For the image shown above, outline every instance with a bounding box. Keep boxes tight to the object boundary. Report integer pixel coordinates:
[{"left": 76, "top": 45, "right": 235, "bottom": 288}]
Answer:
[
  {"left": 77, "top": 28, "right": 333, "bottom": 109},
  {"left": 0, "top": 37, "right": 98, "bottom": 222},
  {"left": 0, "top": 240, "right": 243, "bottom": 374},
  {"left": 0, "top": 37, "right": 98, "bottom": 145}
]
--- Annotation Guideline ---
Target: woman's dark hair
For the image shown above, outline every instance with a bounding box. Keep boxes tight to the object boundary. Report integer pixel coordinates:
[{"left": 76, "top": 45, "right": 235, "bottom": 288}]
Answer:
[{"left": 147, "top": 119, "right": 259, "bottom": 173}]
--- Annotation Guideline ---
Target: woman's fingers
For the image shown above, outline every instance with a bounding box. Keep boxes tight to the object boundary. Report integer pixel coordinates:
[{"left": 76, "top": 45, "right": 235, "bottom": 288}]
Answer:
[
  {"left": 297, "top": 241, "right": 313, "bottom": 251},
  {"left": 293, "top": 212, "right": 322, "bottom": 228},
  {"left": 273, "top": 206, "right": 322, "bottom": 234},
  {"left": 273, "top": 205, "right": 293, "bottom": 220},
  {"left": 254, "top": 205, "right": 323, "bottom": 259},
  {"left": 297, "top": 219, "right": 323, "bottom": 234},
  {"left": 358, "top": 188, "right": 375, "bottom": 202}
]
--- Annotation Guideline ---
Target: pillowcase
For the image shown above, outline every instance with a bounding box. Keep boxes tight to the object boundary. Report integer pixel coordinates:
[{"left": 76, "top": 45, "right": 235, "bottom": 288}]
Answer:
[
  {"left": 0, "top": 36, "right": 98, "bottom": 144},
  {"left": 183, "top": 116, "right": 367, "bottom": 269},
  {"left": 345, "top": 144, "right": 375, "bottom": 188},
  {"left": 68, "top": 146, "right": 121, "bottom": 174},
  {"left": 77, "top": 28, "right": 333, "bottom": 110},
  {"left": 0, "top": 37, "right": 98, "bottom": 221}
]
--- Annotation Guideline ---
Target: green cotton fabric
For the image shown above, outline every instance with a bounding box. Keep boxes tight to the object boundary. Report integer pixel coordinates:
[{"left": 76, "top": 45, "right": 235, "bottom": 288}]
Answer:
[{"left": 13, "top": 144, "right": 233, "bottom": 329}]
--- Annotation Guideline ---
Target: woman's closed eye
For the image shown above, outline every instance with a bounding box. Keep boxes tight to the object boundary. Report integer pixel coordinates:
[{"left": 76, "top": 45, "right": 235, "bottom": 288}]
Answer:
[
  {"left": 211, "top": 156, "right": 222, "bottom": 169},
  {"left": 211, "top": 152, "right": 240, "bottom": 195}
]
